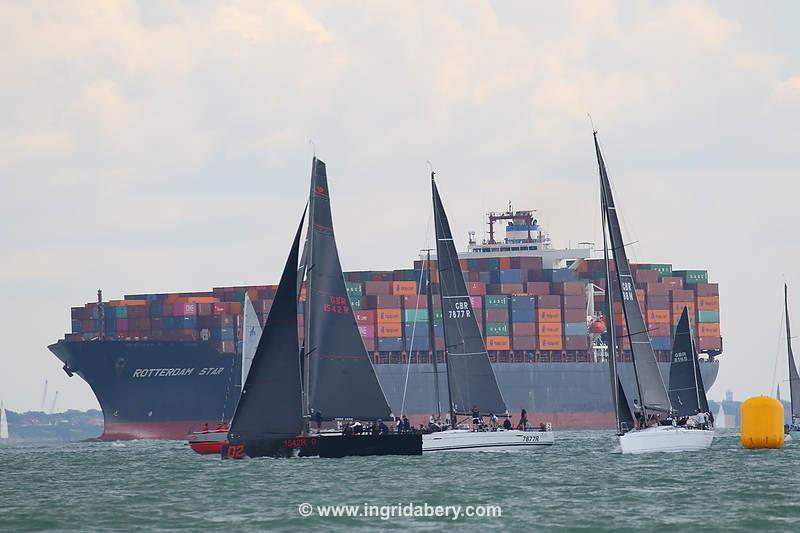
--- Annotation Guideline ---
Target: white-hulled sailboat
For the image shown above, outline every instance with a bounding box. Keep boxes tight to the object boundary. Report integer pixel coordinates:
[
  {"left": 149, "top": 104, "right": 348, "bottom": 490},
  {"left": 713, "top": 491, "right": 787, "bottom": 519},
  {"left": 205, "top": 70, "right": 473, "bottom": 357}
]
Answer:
[
  {"left": 420, "top": 173, "right": 554, "bottom": 452},
  {"left": 593, "top": 131, "right": 712, "bottom": 454},
  {"left": 782, "top": 284, "right": 800, "bottom": 440}
]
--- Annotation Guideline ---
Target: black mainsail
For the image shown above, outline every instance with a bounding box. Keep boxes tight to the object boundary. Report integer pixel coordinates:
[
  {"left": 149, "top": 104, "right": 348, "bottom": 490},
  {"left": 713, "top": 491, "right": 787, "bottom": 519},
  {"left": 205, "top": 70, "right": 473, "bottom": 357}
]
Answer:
[
  {"left": 600, "top": 187, "right": 635, "bottom": 434},
  {"left": 304, "top": 158, "right": 392, "bottom": 421},
  {"left": 432, "top": 175, "right": 507, "bottom": 417},
  {"left": 669, "top": 307, "right": 708, "bottom": 416},
  {"left": 785, "top": 284, "right": 800, "bottom": 420},
  {"left": 228, "top": 212, "right": 306, "bottom": 443},
  {"left": 594, "top": 132, "right": 672, "bottom": 416}
]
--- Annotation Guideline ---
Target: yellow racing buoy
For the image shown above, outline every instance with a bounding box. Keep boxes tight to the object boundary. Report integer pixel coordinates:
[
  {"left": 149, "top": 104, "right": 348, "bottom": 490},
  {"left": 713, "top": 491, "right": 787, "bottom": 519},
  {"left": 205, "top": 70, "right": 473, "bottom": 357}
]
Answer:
[{"left": 740, "top": 396, "right": 784, "bottom": 449}]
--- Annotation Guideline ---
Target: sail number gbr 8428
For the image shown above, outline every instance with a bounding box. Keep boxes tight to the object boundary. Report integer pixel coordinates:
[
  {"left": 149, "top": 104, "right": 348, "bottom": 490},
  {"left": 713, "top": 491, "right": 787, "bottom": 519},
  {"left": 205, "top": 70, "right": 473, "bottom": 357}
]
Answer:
[{"left": 447, "top": 299, "right": 472, "bottom": 319}]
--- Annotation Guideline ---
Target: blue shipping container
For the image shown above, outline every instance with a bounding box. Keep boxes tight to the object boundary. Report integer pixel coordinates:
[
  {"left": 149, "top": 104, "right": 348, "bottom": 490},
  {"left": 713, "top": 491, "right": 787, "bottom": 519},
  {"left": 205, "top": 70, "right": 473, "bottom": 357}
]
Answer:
[
  {"left": 510, "top": 296, "right": 536, "bottom": 310},
  {"left": 490, "top": 269, "right": 524, "bottom": 283},
  {"left": 564, "top": 322, "right": 587, "bottom": 336},
  {"left": 651, "top": 336, "right": 672, "bottom": 350},
  {"left": 511, "top": 308, "right": 536, "bottom": 322},
  {"left": 377, "top": 337, "right": 403, "bottom": 351}
]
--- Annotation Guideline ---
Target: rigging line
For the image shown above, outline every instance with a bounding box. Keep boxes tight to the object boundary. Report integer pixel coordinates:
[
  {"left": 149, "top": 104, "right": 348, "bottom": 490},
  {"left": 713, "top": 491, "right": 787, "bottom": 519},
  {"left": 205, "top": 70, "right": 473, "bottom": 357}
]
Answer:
[{"left": 399, "top": 208, "right": 434, "bottom": 416}]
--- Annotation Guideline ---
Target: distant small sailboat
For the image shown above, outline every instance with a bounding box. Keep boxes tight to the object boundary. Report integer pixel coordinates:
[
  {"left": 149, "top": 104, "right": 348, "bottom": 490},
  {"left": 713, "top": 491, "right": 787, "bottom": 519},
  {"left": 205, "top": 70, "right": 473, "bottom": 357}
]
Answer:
[
  {"left": 593, "top": 130, "right": 712, "bottom": 454},
  {"left": 715, "top": 403, "right": 727, "bottom": 429},
  {"left": 783, "top": 284, "right": 800, "bottom": 439},
  {"left": 1, "top": 402, "right": 8, "bottom": 441}
]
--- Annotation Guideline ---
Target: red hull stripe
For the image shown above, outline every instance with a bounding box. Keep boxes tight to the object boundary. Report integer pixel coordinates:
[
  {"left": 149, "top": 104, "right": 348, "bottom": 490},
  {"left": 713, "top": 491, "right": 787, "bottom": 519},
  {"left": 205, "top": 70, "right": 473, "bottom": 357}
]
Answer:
[
  {"left": 101, "top": 412, "right": 618, "bottom": 441},
  {"left": 190, "top": 441, "right": 228, "bottom": 455},
  {"left": 101, "top": 420, "right": 223, "bottom": 441}
]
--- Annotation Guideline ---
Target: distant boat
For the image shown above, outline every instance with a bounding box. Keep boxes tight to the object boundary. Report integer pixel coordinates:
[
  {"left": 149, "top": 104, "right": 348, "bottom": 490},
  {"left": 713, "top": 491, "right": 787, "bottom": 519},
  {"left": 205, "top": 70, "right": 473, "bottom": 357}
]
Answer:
[
  {"left": 783, "top": 284, "right": 800, "bottom": 439},
  {"left": 221, "top": 158, "right": 421, "bottom": 459},
  {"left": 420, "top": 173, "right": 554, "bottom": 451},
  {"left": 1, "top": 402, "right": 8, "bottom": 440},
  {"left": 715, "top": 403, "right": 727, "bottom": 429},
  {"left": 593, "top": 130, "right": 713, "bottom": 454}
]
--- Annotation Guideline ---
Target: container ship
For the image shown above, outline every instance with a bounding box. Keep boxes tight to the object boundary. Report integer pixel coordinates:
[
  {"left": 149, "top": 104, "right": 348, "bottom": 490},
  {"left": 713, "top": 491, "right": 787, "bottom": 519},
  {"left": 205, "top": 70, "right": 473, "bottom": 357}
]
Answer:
[{"left": 49, "top": 208, "right": 721, "bottom": 440}]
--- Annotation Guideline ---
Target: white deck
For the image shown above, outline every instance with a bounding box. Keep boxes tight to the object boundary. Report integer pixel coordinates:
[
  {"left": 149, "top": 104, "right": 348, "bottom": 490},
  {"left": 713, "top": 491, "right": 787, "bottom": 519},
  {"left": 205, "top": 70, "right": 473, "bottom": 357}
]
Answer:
[
  {"left": 619, "top": 426, "right": 713, "bottom": 454},
  {"left": 423, "top": 429, "right": 554, "bottom": 452}
]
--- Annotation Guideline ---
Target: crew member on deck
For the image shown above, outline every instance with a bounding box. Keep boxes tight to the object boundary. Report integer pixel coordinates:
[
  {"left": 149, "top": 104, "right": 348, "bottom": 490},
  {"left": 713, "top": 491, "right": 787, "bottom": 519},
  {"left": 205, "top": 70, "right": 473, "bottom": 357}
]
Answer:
[
  {"left": 517, "top": 409, "right": 529, "bottom": 430},
  {"left": 632, "top": 399, "right": 643, "bottom": 429},
  {"left": 471, "top": 405, "right": 481, "bottom": 430},
  {"left": 503, "top": 418, "right": 512, "bottom": 430}
]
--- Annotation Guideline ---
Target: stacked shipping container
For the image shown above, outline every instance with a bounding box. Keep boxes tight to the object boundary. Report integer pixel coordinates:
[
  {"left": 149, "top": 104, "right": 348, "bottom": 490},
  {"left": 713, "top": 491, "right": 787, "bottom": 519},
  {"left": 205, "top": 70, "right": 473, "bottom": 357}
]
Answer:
[{"left": 67, "top": 258, "right": 722, "bottom": 363}]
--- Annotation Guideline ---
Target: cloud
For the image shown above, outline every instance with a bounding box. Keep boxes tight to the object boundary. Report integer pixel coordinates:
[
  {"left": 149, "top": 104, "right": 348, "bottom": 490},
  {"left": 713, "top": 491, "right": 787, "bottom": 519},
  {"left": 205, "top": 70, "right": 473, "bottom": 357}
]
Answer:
[{"left": 1, "top": 1, "right": 799, "bottom": 410}]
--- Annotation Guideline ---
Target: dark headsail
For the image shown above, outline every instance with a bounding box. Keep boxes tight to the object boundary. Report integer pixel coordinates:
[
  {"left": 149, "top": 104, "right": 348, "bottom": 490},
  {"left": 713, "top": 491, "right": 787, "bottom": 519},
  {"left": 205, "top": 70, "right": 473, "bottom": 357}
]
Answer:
[
  {"left": 594, "top": 132, "right": 672, "bottom": 415},
  {"left": 228, "top": 211, "right": 306, "bottom": 443},
  {"left": 304, "top": 158, "right": 392, "bottom": 420},
  {"left": 786, "top": 284, "right": 800, "bottom": 419},
  {"left": 432, "top": 175, "right": 507, "bottom": 417},
  {"left": 669, "top": 307, "right": 708, "bottom": 416}
]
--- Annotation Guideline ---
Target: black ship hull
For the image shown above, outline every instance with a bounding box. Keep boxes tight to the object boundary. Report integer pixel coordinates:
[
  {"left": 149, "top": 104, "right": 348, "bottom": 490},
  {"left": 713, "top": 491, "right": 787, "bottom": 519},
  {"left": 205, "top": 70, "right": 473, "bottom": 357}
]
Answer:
[{"left": 222, "top": 434, "right": 423, "bottom": 459}]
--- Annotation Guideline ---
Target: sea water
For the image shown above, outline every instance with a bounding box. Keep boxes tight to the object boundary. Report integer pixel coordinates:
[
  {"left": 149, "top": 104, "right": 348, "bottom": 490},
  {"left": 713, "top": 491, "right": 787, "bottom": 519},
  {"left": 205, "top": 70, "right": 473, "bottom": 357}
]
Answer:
[{"left": 1, "top": 430, "right": 798, "bottom": 531}]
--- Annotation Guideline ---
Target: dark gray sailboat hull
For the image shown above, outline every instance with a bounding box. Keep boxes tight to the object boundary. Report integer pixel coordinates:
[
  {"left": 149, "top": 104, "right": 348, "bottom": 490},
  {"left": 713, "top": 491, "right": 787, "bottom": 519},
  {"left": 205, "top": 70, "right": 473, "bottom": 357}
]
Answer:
[{"left": 222, "top": 433, "right": 422, "bottom": 459}]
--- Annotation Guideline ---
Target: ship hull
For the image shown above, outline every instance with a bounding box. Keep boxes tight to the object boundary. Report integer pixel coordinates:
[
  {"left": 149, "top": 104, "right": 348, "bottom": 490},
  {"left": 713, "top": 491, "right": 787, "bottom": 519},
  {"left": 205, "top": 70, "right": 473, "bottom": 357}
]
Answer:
[{"left": 49, "top": 340, "right": 719, "bottom": 440}]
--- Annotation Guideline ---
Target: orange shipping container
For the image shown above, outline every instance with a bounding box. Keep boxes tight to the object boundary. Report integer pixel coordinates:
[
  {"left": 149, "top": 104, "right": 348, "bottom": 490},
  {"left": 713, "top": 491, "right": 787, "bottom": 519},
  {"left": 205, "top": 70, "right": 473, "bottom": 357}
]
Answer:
[
  {"left": 538, "top": 335, "right": 563, "bottom": 350},
  {"left": 537, "top": 309, "right": 561, "bottom": 323},
  {"left": 377, "top": 323, "right": 402, "bottom": 337},
  {"left": 299, "top": 287, "right": 307, "bottom": 302},
  {"left": 486, "top": 336, "right": 510, "bottom": 350},
  {"left": 538, "top": 322, "right": 563, "bottom": 336},
  {"left": 499, "top": 257, "right": 511, "bottom": 270},
  {"left": 376, "top": 309, "right": 402, "bottom": 324},
  {"left": 636, "top": 289, "right": 645, "bottom": 307},
  {"left": 459, "top": 259, "right": 468, "bottom": 271},
  {"left": 697, "top": 323, "right": 721, "bottom": 336},
  {"left": 647, "top": 309, "right": 670, "bottom": 324},
  {"left": 111, "top": 300, "right": 148, "bottom": 306},
  {"left": 390, "top": 281, "right": 417, "bottom": 296},
  {"left": 696, "top": 296, "right": 720, "bottom": 311}
]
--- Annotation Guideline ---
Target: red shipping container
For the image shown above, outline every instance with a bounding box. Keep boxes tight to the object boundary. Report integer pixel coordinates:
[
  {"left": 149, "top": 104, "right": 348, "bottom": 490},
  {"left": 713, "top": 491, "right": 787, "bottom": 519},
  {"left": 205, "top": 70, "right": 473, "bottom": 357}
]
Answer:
[
  {"left": 646, "top": 295, "right": 670, "bottom": 309},
  {"left": 364, "top": 281, "right": 392, "bottom": 295},
  {"left": 484, "top": 308, "right": 509, "bottom": 322},
  {"left": 358, "top": 325, "right": 375, "bottom": 338},
  {"left": 363, "top": 338, "right": 376, "bottom": 351},
  {"left": 470, "top": 296, "right": 483, "bottom": 309},
  {"left": 516, "top": 256, "right": 544, "bottom": 271},
  {"left": 116, "top": 318, "right": 129, "bottom": 331},
  {"left": 365, "top": 295, "right": 403, "bottom": 308},
  {"left": 634, "top": 270, "right": 659, "bottom": 284},
  {"left": 563, "top": 308, "right": 585, "bottom": 323},
  {"left": 213, "top": 303, "right": 226, "bottom": 315},
  {"left": 697, "top": 336, "right": 722, "bottom": 351},
  {"left": 671, "top": 289, "right": 694, "bottom": 302},
  {"left": 661, "top": 276, "right": 684, "bottom": 289},
  {"left": 512, "top": 323, "right": 536, "bottom": 336},
  {"left": 565, "top": 336, "right": 589, "bottom": 350},
  {"left": 512, "top": 335, "right": 537, "bottom": 350},
  {"left": 536, "top": 295, "right": 561, "bottom": 309},
  {"left": 403, "top": 295, "right": 427, "bottom": 309},
  {"left": 562, "top": 295, "right": 586, "bottom": 309},
  {"left": 646, "top": 283, "right": 669, "bottom": 296},
  {"left": 552, "top": 282, "right": 585, "bottom": 296},
  {"left": 695, "top": 283, "right": 719, "bottom": 297},
  {"left": 355, "top": 310, "right": 375, "bottom": 325},
  {"left": 466, "top": 282, "right": 487, "bottom": 296},
  {"left": 525, "top": 282, "right": 550, "bottom": 296}
]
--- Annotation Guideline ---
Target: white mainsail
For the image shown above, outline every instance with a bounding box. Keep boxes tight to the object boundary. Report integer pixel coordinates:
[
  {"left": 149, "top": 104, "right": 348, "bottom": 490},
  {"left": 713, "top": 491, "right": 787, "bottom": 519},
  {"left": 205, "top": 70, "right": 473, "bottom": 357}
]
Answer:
[
  {"left": 241, "top": 294, "right": 263, "bottom": 386},
  {"left": 0, "top": 402, "right": 8, "bottom": 440},
  {"left": 715, "top": 403, "right": 727, "bottom": 429}
]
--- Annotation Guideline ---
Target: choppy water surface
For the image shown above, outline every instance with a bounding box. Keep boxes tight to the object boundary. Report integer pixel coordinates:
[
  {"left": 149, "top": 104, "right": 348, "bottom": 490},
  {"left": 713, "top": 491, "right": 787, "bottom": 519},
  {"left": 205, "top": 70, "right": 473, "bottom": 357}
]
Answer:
[{"left": 2, "top": 430, "right": 798, "bottom": 531}]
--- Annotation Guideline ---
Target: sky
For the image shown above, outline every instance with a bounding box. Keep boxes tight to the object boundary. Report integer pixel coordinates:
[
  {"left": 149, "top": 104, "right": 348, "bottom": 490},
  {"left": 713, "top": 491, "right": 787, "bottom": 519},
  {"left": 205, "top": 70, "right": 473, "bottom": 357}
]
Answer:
[{"left": 1, "top": 1, "right": 799, "bottom": 412}]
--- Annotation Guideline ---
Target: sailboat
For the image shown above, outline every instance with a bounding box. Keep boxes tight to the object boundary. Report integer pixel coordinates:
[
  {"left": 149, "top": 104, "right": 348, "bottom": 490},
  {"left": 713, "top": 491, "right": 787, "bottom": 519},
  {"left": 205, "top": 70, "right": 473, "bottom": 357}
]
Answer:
[
  {"left": 0, "top": 402, "right": 8, "bottom": 441},
  {"left": 668, "top": 306, "right": 712, "bottom": 425},
  {"left": 593, "top": 131, "right": 713, "bottom": 454},
  {"left": 421, "top": 174, "right": 554, "bottom": 452},
  {"left": 783, "top": 284, "right": 800, "bottom": 439},
  {"left": 221, "top": 158, "right": 421, "bottom": 459},
  {"left": 187, "top": 294, "right": 262, "bottom": 454}
]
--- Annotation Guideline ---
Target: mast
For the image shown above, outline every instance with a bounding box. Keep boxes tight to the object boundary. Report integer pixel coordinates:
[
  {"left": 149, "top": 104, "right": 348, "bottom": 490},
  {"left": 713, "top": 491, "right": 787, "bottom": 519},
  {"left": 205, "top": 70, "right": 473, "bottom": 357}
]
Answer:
[
  {"left": 425, "top": 248, "right": 441, "bottom": 418},
  {"left": 601, "top": 183, "right": 622, "bottom": 434},
  {"left": 302, "top": 159, "right": 315, "bottom": 418}
]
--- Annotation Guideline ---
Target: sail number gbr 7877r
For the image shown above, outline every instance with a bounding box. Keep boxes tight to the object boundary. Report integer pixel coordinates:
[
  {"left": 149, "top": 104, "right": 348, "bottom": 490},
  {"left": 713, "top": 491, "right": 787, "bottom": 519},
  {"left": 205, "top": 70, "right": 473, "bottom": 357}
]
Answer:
[{"left": 447, "top": 300, "right": 472, "bottom": 319}]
